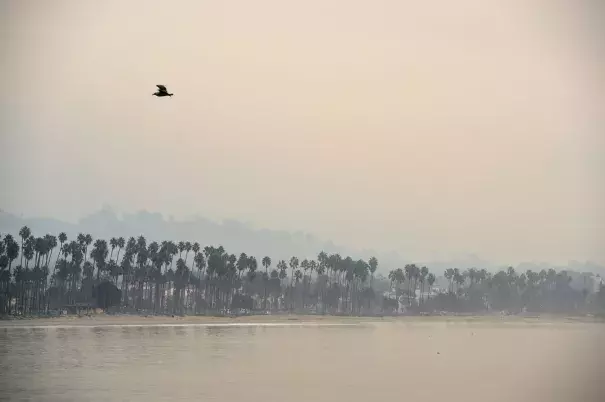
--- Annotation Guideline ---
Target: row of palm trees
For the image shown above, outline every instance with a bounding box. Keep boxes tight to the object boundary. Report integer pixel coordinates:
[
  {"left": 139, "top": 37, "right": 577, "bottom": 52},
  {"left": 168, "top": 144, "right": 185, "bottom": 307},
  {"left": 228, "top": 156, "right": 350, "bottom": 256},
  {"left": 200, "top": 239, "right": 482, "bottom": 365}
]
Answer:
[
  {"left": 387, "top": 265, "right": 601, "bottom": 314},
  {"left": 1, "top": 227, "right": 602, "bottom": 317},
  {"left": 0, "top": 227, "right": 385, "bottom": 316}
]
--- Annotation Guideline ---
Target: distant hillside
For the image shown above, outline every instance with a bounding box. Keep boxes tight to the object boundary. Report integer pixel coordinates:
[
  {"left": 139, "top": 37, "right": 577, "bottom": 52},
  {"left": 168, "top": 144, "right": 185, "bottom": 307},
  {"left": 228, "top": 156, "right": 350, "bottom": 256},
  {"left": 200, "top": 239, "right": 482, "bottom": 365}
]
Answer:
[
  {"left": 1, "top": 208, "right": 603, "bottom": 278},
  {"left": 0, "top": 208, "right": 383, "bottom": 267}
]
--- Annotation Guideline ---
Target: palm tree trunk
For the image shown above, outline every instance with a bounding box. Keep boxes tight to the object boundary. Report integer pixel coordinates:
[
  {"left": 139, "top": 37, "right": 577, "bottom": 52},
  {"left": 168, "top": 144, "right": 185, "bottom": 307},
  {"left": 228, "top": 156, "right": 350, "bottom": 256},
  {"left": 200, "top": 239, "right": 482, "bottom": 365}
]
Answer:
[{"left": 6, "top": 261, "right": 13, "bottom": 315}]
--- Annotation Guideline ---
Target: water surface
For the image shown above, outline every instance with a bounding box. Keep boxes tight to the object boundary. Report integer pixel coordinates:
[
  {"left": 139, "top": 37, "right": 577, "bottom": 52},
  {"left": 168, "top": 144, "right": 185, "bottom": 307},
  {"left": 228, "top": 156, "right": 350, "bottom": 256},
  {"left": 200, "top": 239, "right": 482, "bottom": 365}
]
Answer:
[{"left": 0, "top": 321, "right": 602, "bottom": 401}]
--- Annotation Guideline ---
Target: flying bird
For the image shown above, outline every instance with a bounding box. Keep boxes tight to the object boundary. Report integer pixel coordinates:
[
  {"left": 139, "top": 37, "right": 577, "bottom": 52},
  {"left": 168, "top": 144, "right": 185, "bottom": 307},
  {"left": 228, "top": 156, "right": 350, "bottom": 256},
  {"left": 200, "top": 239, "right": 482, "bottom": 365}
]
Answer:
[{"left": 153, "top": 85, "right": 173, "bottom": 97}]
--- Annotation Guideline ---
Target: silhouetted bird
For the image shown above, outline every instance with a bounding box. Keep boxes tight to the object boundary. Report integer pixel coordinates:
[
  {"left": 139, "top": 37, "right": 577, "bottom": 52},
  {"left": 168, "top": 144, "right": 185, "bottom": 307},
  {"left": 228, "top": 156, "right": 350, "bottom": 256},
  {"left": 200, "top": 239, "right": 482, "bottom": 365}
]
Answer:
[{"left": 153, "top": 85, "right": 173, "bottom": 97}]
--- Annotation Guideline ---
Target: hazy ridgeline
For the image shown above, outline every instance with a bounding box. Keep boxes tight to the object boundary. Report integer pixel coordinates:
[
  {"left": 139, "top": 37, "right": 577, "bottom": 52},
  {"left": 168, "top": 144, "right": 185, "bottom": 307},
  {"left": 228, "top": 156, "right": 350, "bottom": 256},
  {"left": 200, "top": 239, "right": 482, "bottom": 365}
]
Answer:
[{"left": 1, "top": 227, "right": 604, "bottom": 317}]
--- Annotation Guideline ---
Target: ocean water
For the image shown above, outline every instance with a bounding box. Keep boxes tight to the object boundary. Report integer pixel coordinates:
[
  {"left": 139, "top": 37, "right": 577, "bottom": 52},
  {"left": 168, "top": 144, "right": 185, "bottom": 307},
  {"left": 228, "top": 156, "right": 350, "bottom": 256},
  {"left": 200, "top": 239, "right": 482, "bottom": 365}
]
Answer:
[{"left": 0, "top": 320, "right": 603, "bottom": 401}]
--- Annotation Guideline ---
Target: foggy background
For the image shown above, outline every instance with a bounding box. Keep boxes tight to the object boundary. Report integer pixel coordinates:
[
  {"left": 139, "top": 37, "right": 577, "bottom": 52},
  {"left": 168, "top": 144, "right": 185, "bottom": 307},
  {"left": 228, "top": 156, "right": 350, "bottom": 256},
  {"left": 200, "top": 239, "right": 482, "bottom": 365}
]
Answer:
[{"left": 1, "top": 0, "right": 603, "bottom": 266}]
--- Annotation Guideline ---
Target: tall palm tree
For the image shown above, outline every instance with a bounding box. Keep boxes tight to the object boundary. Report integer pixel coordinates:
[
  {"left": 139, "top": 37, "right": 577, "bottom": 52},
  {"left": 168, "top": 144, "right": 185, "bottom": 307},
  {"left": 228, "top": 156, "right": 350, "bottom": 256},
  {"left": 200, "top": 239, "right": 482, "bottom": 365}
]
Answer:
[
  {"left": 80, "top": 234, "right": 93, "bottom": 264},
  {"left": 404, "top": 264, "right": 414, "bottom": 305},
  {"left": 467, "top": 268, "right": 477, "bottom": 289},
  {"left": 277, "top": 260, "right": 287, "bottom": 284},
  {"left": 23, "top": 237, "right": 34, "bottom": 269},
  {"left": 4, "top": 235, "right": 19, "bottom": 314},
  {"left": 237, "top": 253, "right": 248, "bottom": 280},
  {"left": 44, "top": 235, "right": 57, "bottom": 269},
  {"left": 262, "top": 256, "right": 272, "bottom": 275},
  {"left": 289, "top": 257, "right": 299, "bottom": 287},
  {"left": 115, "top": 237, "right": 125, "bottom": 264},
  {"left": 368, "top": 257, "right": 378, "bottom": 290},
  {"left": 247, "top": 256, "right": 258, "bottom": 282},
  {"left": 419, "top": 266, "right": 429, "bottom": 304},
  {"left": 262, "top": 256, "right": 272, "bottom": 310},
  {"left": 91, "top": 239, "right": 109, "bottom": 281},
  {"left": 18, "top": 226, "right": 31, "bottom": 268},
  {"left": 453, "top": 269, "right": 464, "bottom": 295},
  {"left": 301, "top": 259, "right": 310, "bottom": 309},
  {"left": 193, "top": 249, "right": 206, "bottom": 312},
  {"left": 327, "top": 253, "right": 341, "bottom": 288},
  {"left": 309, "top": 260, "right": 317, "bottom": 281},
  {"left": 0, "top": 253, "right": 9, "bottom": 314},
  {"left": 108, "top": 237, "right": 117, "bottom": 261},
  {"left": 178, "top": 241, "right": 186, "bottom": 260},
  {"left": 444, "top": 268, "right": 455, "bottom": 293},
  {"left": 317, "top": 251, "right": 328, "bottom": 280},
  {"left": 54, "top": 232, "right": 67, "bottom": 273},
  {"left": 294, "top": 269, "right": 303, "bottom": 309},
  {"left": 174, "top": 258, "right": 189, "bottom": 314},
  {"left": 184, "top": 242, "right": 192, "bottom": 265},
  {"left": 288, "top": 257, "right": 299, "bottom": 311},
  {"left": 427, "top": 273, "right": 436, "bottom": 300}
]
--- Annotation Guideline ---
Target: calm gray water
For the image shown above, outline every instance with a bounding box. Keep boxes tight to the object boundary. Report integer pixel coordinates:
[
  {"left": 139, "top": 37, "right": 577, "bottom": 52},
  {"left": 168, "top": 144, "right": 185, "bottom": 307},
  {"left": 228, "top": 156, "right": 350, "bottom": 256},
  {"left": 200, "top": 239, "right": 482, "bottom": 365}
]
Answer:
[{"left": 0, "top": 321, "right": 603, "bottom": 402}]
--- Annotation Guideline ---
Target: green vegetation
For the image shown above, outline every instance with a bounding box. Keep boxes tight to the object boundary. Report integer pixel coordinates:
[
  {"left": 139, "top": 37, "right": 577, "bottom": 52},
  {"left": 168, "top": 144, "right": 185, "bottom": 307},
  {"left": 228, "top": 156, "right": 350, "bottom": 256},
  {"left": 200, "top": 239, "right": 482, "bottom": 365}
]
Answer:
[{"left": 0, "top": 226, "right": 603, "bottom": 317}]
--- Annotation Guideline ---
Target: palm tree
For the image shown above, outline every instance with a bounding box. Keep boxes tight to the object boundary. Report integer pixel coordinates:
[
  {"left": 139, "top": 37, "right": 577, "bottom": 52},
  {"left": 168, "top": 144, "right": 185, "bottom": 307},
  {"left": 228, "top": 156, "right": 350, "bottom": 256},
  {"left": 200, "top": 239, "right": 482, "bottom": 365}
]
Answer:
[
  {"left": 4, "top": 235, "right": 19, "bottom": 314},
  {"left": 115, "top": 237, "right": 125, "bottom": 264},
  {"left": 109, "top": 237, "right": 118, "bottom": 261},
  {"left": 301, "top": 259, "right": 310, "bottom": 309},
  {"left": 262, "top": 256, "right": 272, "bottom": 310},
  {"left": 262, "top": 256, "right": 272, "bottom": 275},
  {"left": 23, "top": 237, "right": 34, "bottom": 269},
  {"left": 18, "top": 226, "right": 31, "bottom": 267},
  {"left": 301, "top": 259, "right": 309, "bottom": 275},
  {"left": 289, "top": 257, "right": 299, "bottom": 286},
  {"left": 444, "top": 268, "right": 455, "bottom": 293},
  {"left": 237, "top": 253, "right": 248, "bottom": 280},
  {"left": 294, "top": 269, "right": 303, "bottom": 309},
  {"left": 44, "top": 235, "right": 57, "bottom": 269},
  {"left": 0, "top": 253, "right": 9, "bottom": 314},
  {"left": 317, "top": 251, "right": 328, "bottom": 280},
  {"left": 193, "top": 249, "right": 206, "bottom": 312},
  {"left": 388, "top": 270, "right": 396, "bottom": 291},
  {"left": 478, "top": 269, "right": 488, "bottom": 285},
  {"left": 82, "top": 234, "right": 93, "bottom": 264},
  {"left": 309, "top": 260, "right": 317, "bottom": 280},
  {"left": 178, "top": 241, "right": 186, "bottom": 260},
  {"left": 427, "top": 273, "right": 436, "bottom": 300},
  {"left": 174, "top": 258, "right": 189, "bottom": 314},
  {"left": 54, "top": 232, "right": 67, "bottom": 274},
  {"left": 404, "top": 264, "right": 414, "bottom": 305},
  {"left": 184, "top": 242, "right": 192, "bottom": 265},
  {"left": 368, "top": 257, "right": 378, "bottom": 290},
  {"left": 467, "top": 268, "right": 477, "bottom": 289},
  {"left": 277, "top": 260, "right": 287, "bottom": 284},
  {"left": 453, "top": 268, "right": 464, "bottom": 295},
  {"left": 192, "top": 242, "right": 201, "bottom": 278},
  {"left": 66, "top": 240, "right": 83, "bottom": 304},
  {"left": 288, "top": 257, "right": 299, "bottom": 311},
  {"left": 91, "top": 239, "right": 109, "bottom": 281},
  {"left": 327, "top": 253, "right": 341, "bottom": 288},
  {"left": 419, "top": 266, "right": 429, "bottom": 304}
]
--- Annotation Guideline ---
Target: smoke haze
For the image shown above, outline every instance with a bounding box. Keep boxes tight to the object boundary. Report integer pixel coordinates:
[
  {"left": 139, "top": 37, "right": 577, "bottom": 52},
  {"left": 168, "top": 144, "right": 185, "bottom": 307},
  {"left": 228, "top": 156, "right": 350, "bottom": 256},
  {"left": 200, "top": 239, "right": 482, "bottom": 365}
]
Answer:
[{"left": 1, "top": 0, "right": 604, "bottom": 264}]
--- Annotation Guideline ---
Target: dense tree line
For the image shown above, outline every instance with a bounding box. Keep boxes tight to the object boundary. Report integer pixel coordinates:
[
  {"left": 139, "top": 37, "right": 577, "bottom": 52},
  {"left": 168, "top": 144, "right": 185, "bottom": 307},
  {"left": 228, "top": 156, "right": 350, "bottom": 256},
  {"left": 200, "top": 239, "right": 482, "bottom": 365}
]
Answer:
[
  {"left": 0, "top": 227, "right": 603, "bottom": 317},
  {"left": 386, "top": 266, "right": 603, "bottom": 315}
]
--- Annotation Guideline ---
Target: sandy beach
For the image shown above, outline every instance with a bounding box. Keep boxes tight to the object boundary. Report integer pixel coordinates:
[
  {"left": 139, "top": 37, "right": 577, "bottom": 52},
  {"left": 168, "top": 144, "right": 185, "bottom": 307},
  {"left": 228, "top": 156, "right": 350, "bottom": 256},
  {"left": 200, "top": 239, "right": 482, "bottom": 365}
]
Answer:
[
  {"left": 0, "top": 314, "right": 370, "bottom": 327},
  {"left": 1, "top": 313, "right": 602, "bottom": 327}
]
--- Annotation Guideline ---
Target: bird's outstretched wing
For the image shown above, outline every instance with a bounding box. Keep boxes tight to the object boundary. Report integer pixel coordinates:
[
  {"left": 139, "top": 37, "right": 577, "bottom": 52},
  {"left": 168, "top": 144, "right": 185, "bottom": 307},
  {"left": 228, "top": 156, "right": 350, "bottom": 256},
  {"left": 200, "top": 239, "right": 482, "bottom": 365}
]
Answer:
[{"left": 156, "top": 85, "right": 168, "bottom": 92}]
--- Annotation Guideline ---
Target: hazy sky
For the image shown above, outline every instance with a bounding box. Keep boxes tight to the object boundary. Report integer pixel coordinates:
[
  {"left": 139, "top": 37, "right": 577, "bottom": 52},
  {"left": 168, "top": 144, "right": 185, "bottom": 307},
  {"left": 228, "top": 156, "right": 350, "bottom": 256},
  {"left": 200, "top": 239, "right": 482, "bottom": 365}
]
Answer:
[{"left": 1, "top": 0, "right": 603, "bottom": 264}]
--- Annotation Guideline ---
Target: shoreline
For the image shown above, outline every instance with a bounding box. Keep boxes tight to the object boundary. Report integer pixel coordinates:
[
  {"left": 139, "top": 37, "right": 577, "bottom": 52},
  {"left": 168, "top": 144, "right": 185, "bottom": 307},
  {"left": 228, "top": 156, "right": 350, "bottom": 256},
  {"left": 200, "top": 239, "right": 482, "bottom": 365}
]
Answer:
[{"left": 1, "top": 313, "right": 603, "bottom": 328}]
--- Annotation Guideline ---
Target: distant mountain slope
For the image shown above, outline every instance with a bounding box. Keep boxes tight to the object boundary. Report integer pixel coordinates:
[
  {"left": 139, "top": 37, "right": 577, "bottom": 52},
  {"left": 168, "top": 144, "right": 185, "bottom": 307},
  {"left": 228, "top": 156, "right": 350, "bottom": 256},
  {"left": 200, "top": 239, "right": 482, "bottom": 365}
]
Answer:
[
  {"left": 0, "top": 208, "right": 361, "bottom": 265},
  {"left": 1, "top": 208, "right": 603, "bottom": 278}
]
